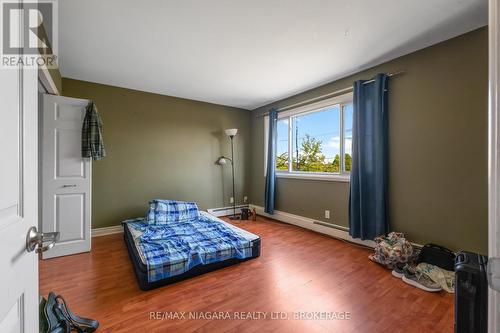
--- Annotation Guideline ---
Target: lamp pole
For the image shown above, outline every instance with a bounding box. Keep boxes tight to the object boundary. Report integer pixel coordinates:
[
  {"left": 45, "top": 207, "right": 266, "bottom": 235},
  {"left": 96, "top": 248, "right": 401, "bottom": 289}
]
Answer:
[
  {"left": 219, "top": 128, "right": 239, "bottom": 220},
  {"left": 229, "top": 135, "right": 237, "bottom": 219}
]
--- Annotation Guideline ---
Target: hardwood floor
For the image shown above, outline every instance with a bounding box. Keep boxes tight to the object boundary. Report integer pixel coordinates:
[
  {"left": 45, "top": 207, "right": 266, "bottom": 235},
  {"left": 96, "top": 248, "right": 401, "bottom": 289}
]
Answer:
[{"left": 39, "top": 216, "right": 454, "bottom": 333}]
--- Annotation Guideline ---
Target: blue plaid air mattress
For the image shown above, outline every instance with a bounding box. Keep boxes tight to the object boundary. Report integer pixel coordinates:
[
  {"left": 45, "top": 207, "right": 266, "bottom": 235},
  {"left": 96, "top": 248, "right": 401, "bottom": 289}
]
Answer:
[{"left": 123, "top": 211, "right": 260, "bottom": 290}]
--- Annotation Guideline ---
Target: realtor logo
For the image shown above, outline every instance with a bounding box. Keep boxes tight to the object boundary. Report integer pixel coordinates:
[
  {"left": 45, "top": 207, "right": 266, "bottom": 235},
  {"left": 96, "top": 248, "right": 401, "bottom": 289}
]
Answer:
[{"left": 1, "top": 0, "right": 57, "bottom": 68}]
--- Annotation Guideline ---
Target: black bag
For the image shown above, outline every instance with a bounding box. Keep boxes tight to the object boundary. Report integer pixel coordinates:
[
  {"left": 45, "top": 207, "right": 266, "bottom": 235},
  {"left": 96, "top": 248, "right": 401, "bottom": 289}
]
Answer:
[
  {"left": 417, "top": 243, "right": 456, "bottom": 271},
  {"left": 454, "top": 252, "right": 488, "bottom": 333},
  {"left": 41, "top": 292, "right": 99, "bottom": 333}
]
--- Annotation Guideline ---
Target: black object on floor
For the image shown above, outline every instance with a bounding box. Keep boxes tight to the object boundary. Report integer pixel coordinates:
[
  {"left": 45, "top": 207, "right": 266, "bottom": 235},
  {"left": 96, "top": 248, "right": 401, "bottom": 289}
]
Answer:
[
  {"left": 417, "top": 243, "right": 456, "bottom": 271},
  {"left": 241, "top": 208, "right": 251, "bottom": 220},
  {"left": 41, "top": 292, "right": 99, "bottom": 333},
  {"left": 454, "top": 251, "right": 488, "bottom": 333}
]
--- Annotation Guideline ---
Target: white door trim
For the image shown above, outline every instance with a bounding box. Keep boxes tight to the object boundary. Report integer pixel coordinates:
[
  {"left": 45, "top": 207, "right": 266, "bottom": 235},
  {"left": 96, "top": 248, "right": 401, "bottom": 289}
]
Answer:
[
  {"left": 489, "top": 1, "right": 500, "bottom": 332},
  {"left": 38, "top": 67, "right": 59, "bottom": 95}
]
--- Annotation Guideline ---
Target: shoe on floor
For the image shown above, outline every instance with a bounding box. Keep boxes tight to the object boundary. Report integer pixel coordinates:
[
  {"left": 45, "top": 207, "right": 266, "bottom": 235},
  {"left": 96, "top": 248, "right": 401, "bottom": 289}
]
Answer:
[
  {"left": 391, "top": 264, "right": 405, "bottom": 278},
  {"left": 402, "top": 266, "right": 442, "bottom": 292}
]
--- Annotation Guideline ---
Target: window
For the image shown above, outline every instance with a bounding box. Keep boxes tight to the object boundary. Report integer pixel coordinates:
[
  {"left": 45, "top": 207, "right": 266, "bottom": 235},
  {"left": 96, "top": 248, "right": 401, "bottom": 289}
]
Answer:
[
  {"left": 266, "top": 93, "right": 353, "bottom": 180},
  {"left": 276, "top": 118, "right": 289, "bottom": 171}
]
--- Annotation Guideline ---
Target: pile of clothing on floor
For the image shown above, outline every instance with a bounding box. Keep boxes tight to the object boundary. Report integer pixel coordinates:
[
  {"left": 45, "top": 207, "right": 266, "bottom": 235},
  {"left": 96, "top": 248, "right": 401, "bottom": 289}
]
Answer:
[{"left": 369, "top": 232, "right": 455, "bottom": 293}]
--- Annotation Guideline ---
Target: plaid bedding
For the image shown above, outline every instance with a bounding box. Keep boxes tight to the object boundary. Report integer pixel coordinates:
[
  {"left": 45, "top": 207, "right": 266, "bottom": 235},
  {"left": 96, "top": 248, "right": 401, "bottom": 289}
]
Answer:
[
  {"left": 146, "top": 199, "right": 199, "bottom": 224},
  {"left": 124, "top": 213, "right": 255, "bottom": 283}
]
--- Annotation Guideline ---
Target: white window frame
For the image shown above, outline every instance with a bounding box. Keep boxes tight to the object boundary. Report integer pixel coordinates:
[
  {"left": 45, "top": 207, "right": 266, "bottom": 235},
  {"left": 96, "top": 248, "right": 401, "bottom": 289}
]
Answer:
[{"left": 264, "top": 92, "right": 353, "bottom": 182}]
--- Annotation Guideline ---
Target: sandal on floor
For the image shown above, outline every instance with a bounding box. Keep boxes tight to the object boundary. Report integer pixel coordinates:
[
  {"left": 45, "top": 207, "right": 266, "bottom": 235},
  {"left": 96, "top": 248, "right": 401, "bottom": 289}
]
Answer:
[{"left": 54, "top": 295, "right": 99, "bottom": 333}]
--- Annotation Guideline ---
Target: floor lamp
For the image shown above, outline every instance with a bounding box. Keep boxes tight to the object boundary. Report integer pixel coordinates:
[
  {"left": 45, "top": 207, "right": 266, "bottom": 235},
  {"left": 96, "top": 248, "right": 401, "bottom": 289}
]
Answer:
[{"left": 216, "top": 128, "right": 239, "bottom": 220}]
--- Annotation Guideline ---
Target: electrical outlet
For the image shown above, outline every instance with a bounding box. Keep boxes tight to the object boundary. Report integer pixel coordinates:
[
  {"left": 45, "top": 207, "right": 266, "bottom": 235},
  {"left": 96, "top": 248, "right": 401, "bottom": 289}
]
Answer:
[
  {"left": 243, "top": 196, "right": 248, "bottom": 203},
  {"left": 229, "top": 197, "right": 234, "bottom": 204},
  {"left": 325, "top": 210, "right": 330, "bottom": 219}
]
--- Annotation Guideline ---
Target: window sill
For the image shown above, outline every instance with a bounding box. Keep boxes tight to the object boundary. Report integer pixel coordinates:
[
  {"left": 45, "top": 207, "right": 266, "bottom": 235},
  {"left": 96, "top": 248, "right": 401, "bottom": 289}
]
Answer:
[{"left": 275, "top": 172, "right": 350, "bottom": 182}]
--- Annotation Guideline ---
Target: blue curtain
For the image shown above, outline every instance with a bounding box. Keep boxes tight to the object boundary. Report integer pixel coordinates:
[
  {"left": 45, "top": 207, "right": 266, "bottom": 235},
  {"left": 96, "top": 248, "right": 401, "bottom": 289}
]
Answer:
[
  {"left": 349, "top": 74, "right": 390, "bottom": 240},
  {"left": 265, "top": 108, "right": 278, "bottom": 214}
]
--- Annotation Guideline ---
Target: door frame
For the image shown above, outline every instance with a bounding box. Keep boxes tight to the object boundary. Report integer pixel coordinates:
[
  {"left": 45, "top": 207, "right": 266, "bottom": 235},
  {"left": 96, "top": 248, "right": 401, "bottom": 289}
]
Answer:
[
  {"left": 489, "top": 1, "right": 500, "bottom": 332},
  {"left": 38, "top": 68, "right": 60, "bottom": 95}
]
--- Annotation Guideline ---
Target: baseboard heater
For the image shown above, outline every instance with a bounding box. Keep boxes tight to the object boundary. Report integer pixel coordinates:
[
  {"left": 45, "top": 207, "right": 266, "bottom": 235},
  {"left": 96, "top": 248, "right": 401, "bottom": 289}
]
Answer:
[
  {"left": 313, "top": 220, "right": 349, "bottom": 232},
  {"left": 207, "top": 205, "right": 249, "bottom": 217}
]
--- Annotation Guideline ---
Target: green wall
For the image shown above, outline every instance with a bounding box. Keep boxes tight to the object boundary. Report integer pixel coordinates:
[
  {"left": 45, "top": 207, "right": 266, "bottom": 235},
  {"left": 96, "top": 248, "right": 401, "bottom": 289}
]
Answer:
[
  {"left": 249, "top": 27, "right": 488, "bottom": 254},
  {"left": 63, "top": 79, "right": 251, "bottom": 228}
]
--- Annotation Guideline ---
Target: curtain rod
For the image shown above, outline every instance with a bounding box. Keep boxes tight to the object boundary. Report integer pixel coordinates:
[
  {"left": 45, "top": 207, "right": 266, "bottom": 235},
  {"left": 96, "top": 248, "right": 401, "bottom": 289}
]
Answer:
[{"left": 258, "top": 70, "right": 405, "bottom": 117}]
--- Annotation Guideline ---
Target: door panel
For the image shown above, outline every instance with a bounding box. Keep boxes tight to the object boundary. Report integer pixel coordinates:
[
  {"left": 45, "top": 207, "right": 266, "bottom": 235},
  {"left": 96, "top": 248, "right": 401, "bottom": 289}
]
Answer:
[
  {"left": 42, "top": 94, "right": 91, "bottom": 259},
  {"left": 0, "top": 58, "right": 39, "bottom": 331},
  {"left": 0, "top": 296, "right": 24, "bottom": 333},
  {"left": 55, "top": 103, "right": 85, "bottom": 122},
  {"left": 55, "top": 194, "right": 85, "bottom": 242},
  {"left": 0, "top": 70, "right": 20, "bottom": 229},
  {"left": 55, "top": 128, "right": 86, "bottom": 178}
]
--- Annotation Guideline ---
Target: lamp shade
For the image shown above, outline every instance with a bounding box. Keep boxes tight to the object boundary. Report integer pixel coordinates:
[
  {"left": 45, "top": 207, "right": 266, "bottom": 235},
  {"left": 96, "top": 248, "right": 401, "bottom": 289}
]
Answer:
[{"left": 224, "top": 128, "right": 238, "bottom": 137}]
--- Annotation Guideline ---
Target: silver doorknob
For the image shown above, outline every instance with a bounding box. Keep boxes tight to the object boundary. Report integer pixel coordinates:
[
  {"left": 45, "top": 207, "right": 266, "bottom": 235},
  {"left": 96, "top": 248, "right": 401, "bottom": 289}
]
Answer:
[{"left": 26, "top": 226, "right": 60, "bottom": 253}]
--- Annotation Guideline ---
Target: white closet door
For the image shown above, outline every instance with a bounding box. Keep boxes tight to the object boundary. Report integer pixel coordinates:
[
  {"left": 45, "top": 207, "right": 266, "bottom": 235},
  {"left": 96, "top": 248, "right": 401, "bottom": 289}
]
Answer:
[{"left": 42, "top": 94, "right": 92, "bottom": 259}]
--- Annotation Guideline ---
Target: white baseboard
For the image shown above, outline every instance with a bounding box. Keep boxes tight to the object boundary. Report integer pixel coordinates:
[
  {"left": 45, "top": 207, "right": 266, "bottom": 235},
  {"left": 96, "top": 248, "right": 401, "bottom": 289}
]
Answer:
[
  {"left": 207, "top": 205, "right": 249, "bottom": 217},
  {"left": 249, "top": 204, "right": 376, "bottom": 248},
  {"left": 92, "top": 225, "right": 123, "bottom": 237}
]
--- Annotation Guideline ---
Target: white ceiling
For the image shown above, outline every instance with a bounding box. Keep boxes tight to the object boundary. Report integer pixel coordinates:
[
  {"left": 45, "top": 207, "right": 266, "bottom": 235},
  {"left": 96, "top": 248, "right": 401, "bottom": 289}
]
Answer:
[{"left": 59, "top": 0, "right": 487, "bottom": 110}]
